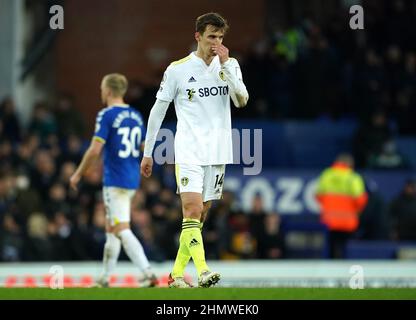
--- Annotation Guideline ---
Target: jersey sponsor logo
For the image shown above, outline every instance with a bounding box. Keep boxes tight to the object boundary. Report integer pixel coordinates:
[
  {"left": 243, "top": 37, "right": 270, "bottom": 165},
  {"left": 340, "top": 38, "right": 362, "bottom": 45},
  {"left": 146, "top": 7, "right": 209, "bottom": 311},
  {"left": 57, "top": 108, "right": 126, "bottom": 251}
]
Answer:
[
  {"left": 181, "top": 177, "right": 189, "bottom": 186},
  {"left": 188, "top": 76, "right": 196, "bottom": 83},
  {"left": 186, "top": 89, "right": 195, "bottom": 101},
  {"left": 198, "top": 86, "right": 229, "bottom": 97}
]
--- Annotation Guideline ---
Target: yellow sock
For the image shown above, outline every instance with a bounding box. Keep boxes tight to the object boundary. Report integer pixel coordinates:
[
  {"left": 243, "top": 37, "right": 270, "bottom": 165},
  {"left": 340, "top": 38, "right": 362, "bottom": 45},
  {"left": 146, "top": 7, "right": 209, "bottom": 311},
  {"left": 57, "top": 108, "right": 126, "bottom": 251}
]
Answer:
[
  {"left": 180, "top": 219, "right": 209, "bottom": 276},
  {"left": 171, "top": 230, "right": 191, "bottom": 278},
  {"left": 171, "top": 220, "right": 205, "bottom": 278}
]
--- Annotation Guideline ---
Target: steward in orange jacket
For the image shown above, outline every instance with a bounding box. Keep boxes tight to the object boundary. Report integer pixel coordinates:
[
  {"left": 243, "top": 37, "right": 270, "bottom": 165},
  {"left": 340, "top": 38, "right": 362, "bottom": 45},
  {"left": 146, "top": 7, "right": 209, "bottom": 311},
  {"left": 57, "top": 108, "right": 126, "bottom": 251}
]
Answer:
[{"left": 316, "top": 154, "right": 368, "bottom": 258}]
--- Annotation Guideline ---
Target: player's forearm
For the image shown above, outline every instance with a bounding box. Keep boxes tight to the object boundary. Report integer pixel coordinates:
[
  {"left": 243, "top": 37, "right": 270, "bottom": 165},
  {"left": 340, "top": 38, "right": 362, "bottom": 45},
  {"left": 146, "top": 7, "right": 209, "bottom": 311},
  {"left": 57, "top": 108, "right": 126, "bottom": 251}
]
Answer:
[
  {"left": 231, "top": 87, "right": 249, "bottom": 108},
  {"left": 222, "top": 59, "right": 249, "bottom": 107},
  {"left": 143, "top": 99, "right": 170, "bottom": 157},
  {"left": 75, "top": 147, "right": 100, "bottom": 177}
]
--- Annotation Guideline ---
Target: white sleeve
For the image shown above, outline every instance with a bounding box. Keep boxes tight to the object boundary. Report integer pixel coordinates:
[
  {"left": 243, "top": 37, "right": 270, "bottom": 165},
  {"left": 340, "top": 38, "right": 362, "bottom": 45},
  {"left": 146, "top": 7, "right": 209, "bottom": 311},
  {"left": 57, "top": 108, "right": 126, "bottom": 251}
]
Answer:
[
  {"left": 156, "top": 65, "right": 177, "bottom": 102},
  {"left": 143, "top": 99, "right": 170, "bottom": 157},
  {"left": 222, "top": 58, "right": 249, "bottom": 108}
]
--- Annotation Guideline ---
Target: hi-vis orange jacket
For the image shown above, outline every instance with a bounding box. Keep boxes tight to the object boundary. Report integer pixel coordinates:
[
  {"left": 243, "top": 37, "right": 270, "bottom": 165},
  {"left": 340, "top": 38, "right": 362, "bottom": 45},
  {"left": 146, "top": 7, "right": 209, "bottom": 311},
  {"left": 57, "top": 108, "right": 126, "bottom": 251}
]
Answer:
[{"left": 315, "top": 162, "right": 368, "bottom": 232}]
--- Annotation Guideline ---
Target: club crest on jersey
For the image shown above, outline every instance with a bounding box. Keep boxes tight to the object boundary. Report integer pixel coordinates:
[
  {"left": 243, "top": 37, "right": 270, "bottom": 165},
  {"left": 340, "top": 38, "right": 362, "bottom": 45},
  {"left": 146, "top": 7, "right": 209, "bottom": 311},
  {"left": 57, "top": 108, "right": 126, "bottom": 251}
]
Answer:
[
  {"left": 186, "top": 89, "right": 195, "bottom": 101},
  {"left": 219, "top": 70, "right": 226, "bottom": 81},
  {"left": 181, "top": 177, "right": 189, "bottom": 186}
]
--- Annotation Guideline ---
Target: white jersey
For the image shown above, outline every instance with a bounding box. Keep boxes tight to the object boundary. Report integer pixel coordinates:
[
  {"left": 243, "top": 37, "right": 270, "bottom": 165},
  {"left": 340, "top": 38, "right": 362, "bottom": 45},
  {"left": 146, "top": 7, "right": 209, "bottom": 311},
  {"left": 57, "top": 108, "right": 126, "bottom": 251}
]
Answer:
[{"left": 156, "top": 52, "right": 243, "bottom": 165}]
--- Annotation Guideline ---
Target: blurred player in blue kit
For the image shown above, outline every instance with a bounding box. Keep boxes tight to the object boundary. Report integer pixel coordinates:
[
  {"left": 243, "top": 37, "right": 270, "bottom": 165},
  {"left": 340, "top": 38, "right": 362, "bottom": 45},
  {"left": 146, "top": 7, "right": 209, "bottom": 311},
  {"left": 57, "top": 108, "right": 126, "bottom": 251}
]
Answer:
[{"left": 70, "top": 73, "right": 157, "bottom": 287}]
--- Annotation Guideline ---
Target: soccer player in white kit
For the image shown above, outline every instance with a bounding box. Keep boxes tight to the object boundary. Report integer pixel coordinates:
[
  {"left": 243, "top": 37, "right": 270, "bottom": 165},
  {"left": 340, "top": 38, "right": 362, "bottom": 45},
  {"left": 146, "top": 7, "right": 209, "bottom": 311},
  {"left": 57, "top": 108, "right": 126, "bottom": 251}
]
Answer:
[{"left": 141, "top": 13, "right": 249, "bottom": 288}]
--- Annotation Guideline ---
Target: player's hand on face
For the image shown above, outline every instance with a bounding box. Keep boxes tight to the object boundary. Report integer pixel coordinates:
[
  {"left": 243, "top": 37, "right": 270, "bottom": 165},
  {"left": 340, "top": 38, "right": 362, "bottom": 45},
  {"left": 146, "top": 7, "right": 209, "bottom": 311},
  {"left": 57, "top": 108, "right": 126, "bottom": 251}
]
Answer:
[
  {"left": 212, "top": 44, "right": 229, "bottom": 64},
  {"left": 69, "top": 173, "right": 81, "bottom": 191},
  {"left": 141, "top": 156, "right": 153, "bottom": 178}
]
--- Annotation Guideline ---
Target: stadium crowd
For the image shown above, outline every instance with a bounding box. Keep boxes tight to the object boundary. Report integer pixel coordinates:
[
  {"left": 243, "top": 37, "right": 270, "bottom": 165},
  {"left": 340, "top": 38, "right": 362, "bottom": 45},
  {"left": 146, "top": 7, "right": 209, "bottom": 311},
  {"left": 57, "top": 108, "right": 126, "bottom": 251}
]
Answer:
[
  {"left": 1, "top": 0, "right": 416, "bottom": 262},
  {"left": 0, "top": 94, "right": 288, "bottom": 262},
  {"left": 240, "top": 1, "right": 416, "bottom": 127}
]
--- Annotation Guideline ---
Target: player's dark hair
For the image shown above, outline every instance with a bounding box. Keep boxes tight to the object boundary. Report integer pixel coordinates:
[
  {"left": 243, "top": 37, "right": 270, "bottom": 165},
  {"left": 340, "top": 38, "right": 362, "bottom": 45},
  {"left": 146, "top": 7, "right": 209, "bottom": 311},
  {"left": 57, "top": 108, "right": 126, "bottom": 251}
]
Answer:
[{"left": 196, "top": 12, "right": 229, "bottom": 35}]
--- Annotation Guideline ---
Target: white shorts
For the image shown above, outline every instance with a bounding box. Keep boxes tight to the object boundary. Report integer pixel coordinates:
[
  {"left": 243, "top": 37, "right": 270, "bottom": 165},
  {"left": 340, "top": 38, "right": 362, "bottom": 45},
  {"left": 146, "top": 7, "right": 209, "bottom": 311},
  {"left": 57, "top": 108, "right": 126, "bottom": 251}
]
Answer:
[
  {"left": 102, "top": 187, "right": 135, "bottom": 226},
  {"left": 175, "top": 164, "right": 226, "bottom": 202}
]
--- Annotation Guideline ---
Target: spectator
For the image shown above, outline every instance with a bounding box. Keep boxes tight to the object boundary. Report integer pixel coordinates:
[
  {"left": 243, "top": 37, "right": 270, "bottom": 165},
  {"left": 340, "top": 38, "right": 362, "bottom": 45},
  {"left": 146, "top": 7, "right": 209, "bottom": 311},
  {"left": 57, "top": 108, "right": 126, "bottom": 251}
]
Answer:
[
  {"left": 29, "top": 150, "right": 57, "bottom": 201},
  {"left": 142, "top": 177, "right": 162, "bottom": 208},
  {"left": 131, "top": 189, "right": 146, "bottom": 210},
  {"left": 256, "top": 213, "right": 285, "bottom": 259},
  {"left": 77, "top": 162, "right": 102, "bottom": 214},
  {"left": 28, "top": 102, "right": 57, "bottom": 142},
  {"left": 131, "top": 208, "right": 165, "bottom": 262},
  {"left": 124, "top": 80, "right": 155, "bottom": 119},
  {"left": 0, "top": 97, "right": 22, "bottom": 144},
  {"left": 24, "top": 213, "right": 53, "bottom": 261},
  {"left": 15, "top": 134, "right": 40, "bottom": 176},
  {"left": 315, "top": 153, "right": 368, "bottom": 258},
  {"left": 45, "top": 182, "right": 70, "bottom": 220},
  {"left": 395, "top": 88, "right": 416, "bottom": 136},
  {"left": 356, "top": 178, "right": 390, "bottom": 240},
  {"left": 267, "top": 54, "right": 294, "bottom": 118},
  {"left": 53, "top": 94, "right": 86, "bottom": 139},
  {"left": 43, "top": 133, "right": 61, "bottom": 159},
  {"left": 163, "top": 207, "right": 183, "bottom": 259},
  {"left": 352, "top": 111, "right": 393, "bottom": 168},
  {"left": 248, "top": 194, "right": 267, "bottom": 241},
  {"left": 389, "top": 179, "right": 416, "bottom": 241},
  {"left": 0, "top": 171, "right": 17, "bottom": 223},
  {"left": 87, "top": 202, "right": 106, "bottom": 260},
  {"left": 0, "top": 214, "right": 24, "bottom": 261},
  {"left": 57, "top": 161, "right": 79, "bottom": 208},
  {"left": 354, "top": 49, "right": 386, "bottom": 120},
  {"left": 47, "top": 211, "right": 74, "bottom": 260},
  {"left": 14, "top": 173, "right": 42, "bottom": 221},
  {"left": 243, "top": 38, "right": 273, "bottom": 117},
  {"left": 0, "top": 138, "right": 14, "bottom": 169},
  {"left": 204, "top": 191, "right": 239, "bottom": 259},
  {"left": 226, "top": 212, "right": 257, "bottom": 260},
  {"left": 72, "top": 208, "right": 91, "bottom": 259},
  {"left": 384, "top": 44, "right": 404, "bottom": 112},
  {"left": 60, "top": 134, "right": 84, "bottom": 165},
  {"left": 294, "top": 21, "right": 337, "bottom": 118}
]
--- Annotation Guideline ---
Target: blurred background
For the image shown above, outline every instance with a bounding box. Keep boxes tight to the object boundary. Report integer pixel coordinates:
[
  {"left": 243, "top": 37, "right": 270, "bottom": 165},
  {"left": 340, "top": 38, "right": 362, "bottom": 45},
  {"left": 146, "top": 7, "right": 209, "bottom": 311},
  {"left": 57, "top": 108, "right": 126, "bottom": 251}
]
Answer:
[{"left": 1, "top": 0, "right": 416, "bottom": 282}]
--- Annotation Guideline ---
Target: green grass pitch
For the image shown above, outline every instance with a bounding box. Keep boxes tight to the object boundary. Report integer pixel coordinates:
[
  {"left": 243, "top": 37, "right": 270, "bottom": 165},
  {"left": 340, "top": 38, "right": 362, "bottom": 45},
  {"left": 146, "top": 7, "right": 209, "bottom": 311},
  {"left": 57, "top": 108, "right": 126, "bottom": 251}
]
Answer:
[{"left": 0, "top": 288, "right": 415, "bottom": 300}]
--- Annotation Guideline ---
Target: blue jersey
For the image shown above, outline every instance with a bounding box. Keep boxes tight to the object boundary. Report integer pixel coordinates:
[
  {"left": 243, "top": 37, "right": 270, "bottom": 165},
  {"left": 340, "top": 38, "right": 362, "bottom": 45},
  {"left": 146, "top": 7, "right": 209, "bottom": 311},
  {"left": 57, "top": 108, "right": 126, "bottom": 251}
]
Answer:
[{"left": 93, "top": 105, "right": 145, "bottom": 189}]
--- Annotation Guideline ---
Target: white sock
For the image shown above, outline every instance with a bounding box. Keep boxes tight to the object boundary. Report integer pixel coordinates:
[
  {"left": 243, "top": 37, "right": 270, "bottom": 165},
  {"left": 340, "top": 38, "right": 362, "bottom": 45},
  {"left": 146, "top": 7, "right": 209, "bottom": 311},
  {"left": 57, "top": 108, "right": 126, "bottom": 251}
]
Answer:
[
  {"left": 118, "top": 229, "right": 152, "bottom": 274},
  {"left": 101, "top": 233, "right": 121, "bottom": 281}
]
